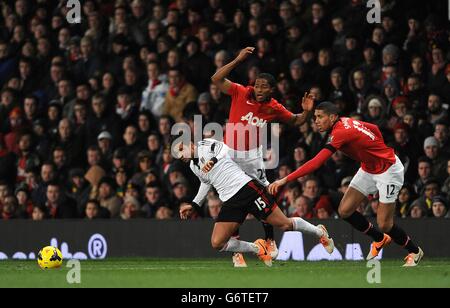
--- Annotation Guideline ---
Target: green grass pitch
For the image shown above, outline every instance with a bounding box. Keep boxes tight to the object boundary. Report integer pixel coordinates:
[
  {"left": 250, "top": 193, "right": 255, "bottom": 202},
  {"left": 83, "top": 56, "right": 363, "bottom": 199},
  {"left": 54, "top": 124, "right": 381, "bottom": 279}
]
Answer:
[{"left": 1, "top": 258, "right": 449, "bottom": 288}]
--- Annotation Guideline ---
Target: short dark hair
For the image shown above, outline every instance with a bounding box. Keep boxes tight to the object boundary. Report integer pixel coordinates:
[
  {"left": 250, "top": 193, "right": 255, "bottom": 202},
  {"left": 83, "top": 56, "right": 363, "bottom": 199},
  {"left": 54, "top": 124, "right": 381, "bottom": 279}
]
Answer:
[
  {"left": 256, "top": 73, "right": 276, "bottom": 88},
  {"left": 316, "top": 101, "right": 339, "bottom": 115}
]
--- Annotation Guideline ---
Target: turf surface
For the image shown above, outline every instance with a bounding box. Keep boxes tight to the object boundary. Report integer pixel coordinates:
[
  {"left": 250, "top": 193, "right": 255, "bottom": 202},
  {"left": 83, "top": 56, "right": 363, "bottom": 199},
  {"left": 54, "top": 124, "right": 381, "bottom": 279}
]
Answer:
[{"left": 1, "top": 258, "right": 449, "bottom": 288}]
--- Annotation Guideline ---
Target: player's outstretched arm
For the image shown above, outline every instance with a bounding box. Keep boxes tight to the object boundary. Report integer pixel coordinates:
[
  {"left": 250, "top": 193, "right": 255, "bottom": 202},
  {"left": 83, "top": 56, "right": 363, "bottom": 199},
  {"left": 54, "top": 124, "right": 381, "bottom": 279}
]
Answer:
[
  {"left": 268, "top": 148, "right": 333, "bottom": 195},
  {"left": 211, "top": 47, "right": 255, "bottom": 94},
  {"left": 290, "top": 92, "right": 315, "bottom": 126}
]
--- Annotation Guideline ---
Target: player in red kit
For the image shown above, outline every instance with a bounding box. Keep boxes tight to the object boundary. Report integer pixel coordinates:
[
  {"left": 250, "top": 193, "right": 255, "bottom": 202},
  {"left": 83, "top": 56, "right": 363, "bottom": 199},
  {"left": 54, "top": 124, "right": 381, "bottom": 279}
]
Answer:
[
  {"left": 209, "top": 47, "right": 314, "bottom": 267},
  {"left": 269, "top": 102, "right": 424, "bottom": 267}
]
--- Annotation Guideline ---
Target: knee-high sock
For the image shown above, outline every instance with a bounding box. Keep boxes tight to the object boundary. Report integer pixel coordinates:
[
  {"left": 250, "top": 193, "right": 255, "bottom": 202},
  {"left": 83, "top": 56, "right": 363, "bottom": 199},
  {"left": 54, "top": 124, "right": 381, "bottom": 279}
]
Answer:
[
  {"left": 387, "top": 224, "right": 419, "bottom": 254},
  {"left": 220, "top": 237, "right": 258, "bottom": 253},
  {"left": 343, "top": 211, "right": 384, "bottom": 242},
  {"left": 291, "top": 217, "right": 323, "bottom": 237}
]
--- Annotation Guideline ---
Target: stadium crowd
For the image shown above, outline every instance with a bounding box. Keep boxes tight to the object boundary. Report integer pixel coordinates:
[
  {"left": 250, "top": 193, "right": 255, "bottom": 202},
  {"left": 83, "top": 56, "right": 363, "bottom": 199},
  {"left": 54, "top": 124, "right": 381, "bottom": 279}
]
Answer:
[{"left": 0, "top": 0, "right": 449, "bottom": 220}]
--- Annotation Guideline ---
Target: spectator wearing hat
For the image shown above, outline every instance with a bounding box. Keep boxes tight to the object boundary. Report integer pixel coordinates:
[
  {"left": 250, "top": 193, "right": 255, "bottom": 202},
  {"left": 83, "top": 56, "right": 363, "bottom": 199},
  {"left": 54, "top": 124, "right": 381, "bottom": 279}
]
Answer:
[
  {"left": 4, "top": 107, "right": 26, "bottom": 154},
  {"left": 131, "top": 150, "right": 155, "bottom": 188},
  {"left": 408, "top": 202, "right": 427, "bottom": 218},
  {"left": 124, "top": 181, "right": 143, "bottom": 201},
  {"left": 120, "top": 195, "right": 142, "bottom": 220},
  {"left": 66, "top": 167, "right": 90, "bottom": 216},
  {"left": 140, "top": 61, "right": 169, "bottom": 118},
  {"left": 163, "top": 67, "right": 197, "bottom": 123},
  {"left": 387, "top": 95, "right": 408, "bottom": 130},
  {"left": 315, "top": 195, "right": 335, "bottom": 219},
  {"left": 15, "top": 184, "right": 33, "bottom": 218},
  {"left": 431, "top": 195, "right": 449, "bottom": 218},
  {"left": 423, "top": 136, "right": 448, "bottom": 183},
  {"left": 97, "top": 131, "right": 113, "bottom": 162},
  {"left": 362, "top": 95, "right": 388, "bottom": 132},
  {"left": 97, "top": 176, "right": 121, "bottom": 218}
]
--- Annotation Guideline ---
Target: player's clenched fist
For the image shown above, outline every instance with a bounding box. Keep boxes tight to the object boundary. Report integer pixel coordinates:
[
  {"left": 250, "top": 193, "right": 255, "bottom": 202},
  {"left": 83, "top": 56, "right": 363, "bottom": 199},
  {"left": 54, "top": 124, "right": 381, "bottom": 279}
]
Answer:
[
  {"left": 235, "top": 47, "right": 255, "bottom": 62},
  {"left": 179, "top": 203, "right": 193, "bottom": 219},
  {"left": 268, "top": 178, "right": 287, "bottom": 195}
]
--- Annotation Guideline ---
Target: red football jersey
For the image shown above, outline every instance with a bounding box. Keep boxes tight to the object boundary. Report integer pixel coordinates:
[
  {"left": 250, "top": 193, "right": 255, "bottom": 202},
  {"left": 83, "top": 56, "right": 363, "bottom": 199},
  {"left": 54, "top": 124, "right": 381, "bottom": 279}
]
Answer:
[
  {"left": 326, "top": 117, "right": 396, "bottom": 174},
  {"left": 224, "top": 82, "right": 294, "bottom": 150}
]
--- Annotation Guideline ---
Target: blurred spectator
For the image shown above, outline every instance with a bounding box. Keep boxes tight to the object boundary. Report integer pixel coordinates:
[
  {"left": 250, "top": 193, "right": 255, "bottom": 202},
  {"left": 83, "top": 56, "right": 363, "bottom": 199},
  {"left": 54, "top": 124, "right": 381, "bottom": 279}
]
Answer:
[
  {"left": 97, "top": 176, "right": 121, "bottom": 218},
  {"left": 120, "top": 196, "right": 141, "bottom": 220},
  {"left": 155, "top": 205, "right": 174, "bottom": 220},
  {"left": 0, "top": 0, "right": 446, "bottom": 221},
  {"left": 85, "top": 199, "right": 100, "bottom": 220},
  {"left": 206, "top": 195, "right": 222, "bottom": 219},
  {"left": 163, "top": 67, "right": 197, "bottom": 122},
  {"left": 45, "top": 182, "right": 77, "bottom": 219},
  {"left": 431, "top": 195, "right": 449, "bottom": 218}
]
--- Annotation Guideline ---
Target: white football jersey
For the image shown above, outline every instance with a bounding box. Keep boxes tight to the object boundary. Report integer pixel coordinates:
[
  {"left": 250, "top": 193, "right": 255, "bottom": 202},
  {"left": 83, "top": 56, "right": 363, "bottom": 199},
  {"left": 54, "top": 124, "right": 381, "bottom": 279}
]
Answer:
[{"left": 190, "top": 139, "right": 252, "bottom": 203}]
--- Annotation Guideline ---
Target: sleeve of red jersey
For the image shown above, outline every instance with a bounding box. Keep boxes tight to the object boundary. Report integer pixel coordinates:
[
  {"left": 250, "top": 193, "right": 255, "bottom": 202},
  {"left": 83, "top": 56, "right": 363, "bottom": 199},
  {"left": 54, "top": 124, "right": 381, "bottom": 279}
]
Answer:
[
  {"left": 286, "top": 148, "right": 334, "bottom": 182},
  {"left": 226, "top": 82, "right": 247, "bottom": 102},
  {"left": 274, "top": 103, "right": 295, "bottom": 123}
]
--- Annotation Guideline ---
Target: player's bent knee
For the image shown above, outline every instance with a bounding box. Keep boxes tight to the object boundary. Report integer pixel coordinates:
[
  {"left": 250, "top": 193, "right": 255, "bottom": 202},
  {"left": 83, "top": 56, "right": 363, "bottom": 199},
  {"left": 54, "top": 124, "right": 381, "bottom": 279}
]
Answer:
[
  {"left": 377, "top": 220, "right": 393, "bottom": 233},
  {"left": 338, "top": 206, "right": 352, "bottom": 219},
  {"left": 211, "top": 238, "right": 227, "bottom": 250}
]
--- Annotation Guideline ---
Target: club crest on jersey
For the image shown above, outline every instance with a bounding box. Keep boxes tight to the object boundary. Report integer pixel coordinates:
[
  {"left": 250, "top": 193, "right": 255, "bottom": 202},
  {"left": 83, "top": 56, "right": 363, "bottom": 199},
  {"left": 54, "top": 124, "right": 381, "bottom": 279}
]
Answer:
[
  {"left": 240, "top": 112, "right": 267, "bottom": 128},
  {"left": 327, "top": 135, "right": 334, "bottom": 144}
]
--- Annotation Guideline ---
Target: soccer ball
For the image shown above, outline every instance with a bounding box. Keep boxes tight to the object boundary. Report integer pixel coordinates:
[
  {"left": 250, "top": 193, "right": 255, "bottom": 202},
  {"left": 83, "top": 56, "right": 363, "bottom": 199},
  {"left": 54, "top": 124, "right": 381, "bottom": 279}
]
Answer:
[{"left": 37, "top": 246, "right": 63, "bottom": 269}]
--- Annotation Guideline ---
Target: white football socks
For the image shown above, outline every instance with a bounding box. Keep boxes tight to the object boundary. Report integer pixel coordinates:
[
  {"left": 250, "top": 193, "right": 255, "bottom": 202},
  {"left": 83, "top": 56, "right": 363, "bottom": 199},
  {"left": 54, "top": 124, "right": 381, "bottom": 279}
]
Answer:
[
  {"left": 291, "top": 217, "right": 323, "bottom": 238},
  {"left": 220, "top": 237, "right": 259, "bottom": 254}
]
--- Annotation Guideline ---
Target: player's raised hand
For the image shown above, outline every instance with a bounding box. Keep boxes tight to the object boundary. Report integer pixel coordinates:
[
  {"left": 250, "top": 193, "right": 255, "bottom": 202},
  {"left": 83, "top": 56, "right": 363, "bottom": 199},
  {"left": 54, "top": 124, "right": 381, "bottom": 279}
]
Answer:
[
  {"left": 301, "top": 92, "right": 315, "bottom": 112},
  {"left": 179, "top": 203, "right": 193, "bottom": 219},
  {"left": 202, "top": 160, "right": 215, "bottom": 173},
  {"left": 235, "top": 47, "right": 255, "bottom": 63},
  {"left": 268, "top": 178, "right": 288, "bottom": 195}
]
